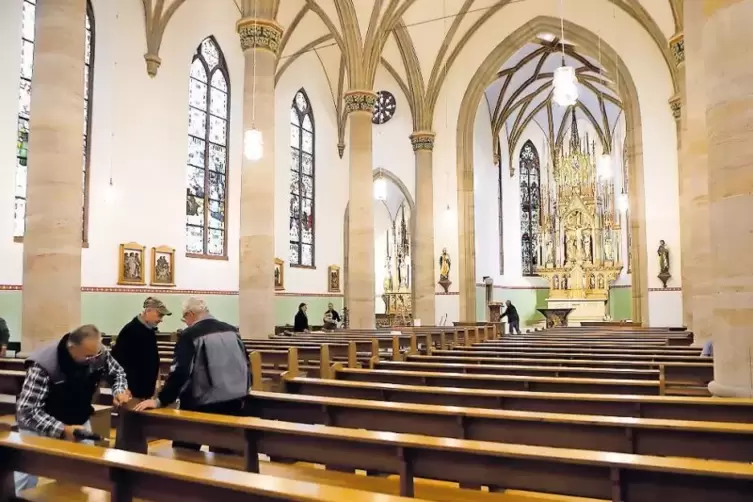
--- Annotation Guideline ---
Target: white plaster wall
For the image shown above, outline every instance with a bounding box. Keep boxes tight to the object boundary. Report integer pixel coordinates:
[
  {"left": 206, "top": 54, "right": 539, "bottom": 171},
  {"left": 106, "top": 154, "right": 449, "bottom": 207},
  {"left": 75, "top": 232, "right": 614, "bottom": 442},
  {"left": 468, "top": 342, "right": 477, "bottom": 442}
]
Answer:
[
  {"left": 473, "top": 98, "right": 499, "bottom": 282},
  {"left": 648, "top": 291, "right": 683, "bottom": 327}
]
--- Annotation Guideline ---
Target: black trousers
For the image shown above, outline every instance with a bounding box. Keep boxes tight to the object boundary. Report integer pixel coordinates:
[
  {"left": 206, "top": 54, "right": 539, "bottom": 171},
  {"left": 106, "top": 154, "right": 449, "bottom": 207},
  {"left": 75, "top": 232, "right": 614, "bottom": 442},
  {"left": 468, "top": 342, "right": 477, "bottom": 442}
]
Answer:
[
  {"left": 172, "top": 398, "right": 245, "bottom": 452},
  {"left": 509, "top": 320, "right": 520, "bottom": 334}
]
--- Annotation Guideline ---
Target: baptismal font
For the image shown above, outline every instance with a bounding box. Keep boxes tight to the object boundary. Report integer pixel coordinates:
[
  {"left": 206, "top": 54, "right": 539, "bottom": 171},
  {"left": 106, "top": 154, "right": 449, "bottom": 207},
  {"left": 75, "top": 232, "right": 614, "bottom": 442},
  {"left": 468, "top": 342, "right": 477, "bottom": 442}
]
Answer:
[{"left": 536, "top": 114, "right": 623, "bottom": 324}]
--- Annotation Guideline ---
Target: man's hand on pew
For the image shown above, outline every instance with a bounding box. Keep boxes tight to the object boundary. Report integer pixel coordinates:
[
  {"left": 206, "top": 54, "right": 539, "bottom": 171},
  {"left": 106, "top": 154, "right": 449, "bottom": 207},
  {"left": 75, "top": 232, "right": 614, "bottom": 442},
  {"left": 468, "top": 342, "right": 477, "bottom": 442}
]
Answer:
[
  {"left": 133, "top": 398, "right": 158, "bottom": 411},
  {"left": 62, "top": 424, "right": 88, "bottom": 442},
  {"left": 113, "top": 389, "right": 132, "bottom": 408}
]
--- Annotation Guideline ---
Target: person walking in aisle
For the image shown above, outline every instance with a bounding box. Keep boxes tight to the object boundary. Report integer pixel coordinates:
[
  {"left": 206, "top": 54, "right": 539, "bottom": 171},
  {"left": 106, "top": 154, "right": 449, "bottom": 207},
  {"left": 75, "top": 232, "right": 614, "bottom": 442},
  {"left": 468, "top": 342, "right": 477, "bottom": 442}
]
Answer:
[
  {"left": 133, "top": 297, "right": 250, "bottom": 451},
  {"left": 500, "top": 300, "right": 521, "bottom": 334},
  {"left": 111, "top": 297, "right": 171, "bottom": 399}
]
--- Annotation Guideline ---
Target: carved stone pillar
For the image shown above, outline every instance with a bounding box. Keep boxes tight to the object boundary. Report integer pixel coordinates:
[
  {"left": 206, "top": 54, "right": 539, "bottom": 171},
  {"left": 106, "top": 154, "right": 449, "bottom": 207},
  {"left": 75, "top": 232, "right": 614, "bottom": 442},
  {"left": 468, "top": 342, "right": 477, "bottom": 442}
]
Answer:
[
  {"left": 703, "top": 0, "right": 753, "bottom": 396},
  {"left": 669, "top": 31, "right": 692, "bottom": 329},
  {"left": 236, "top": 17, "right": 282, "bottom": 338},
  {"left": 21, "top": 0, "right": 87, "bottom": 349},
  {"left": 344, "top": 91, "right": 377, "bottom": 329},
  {"left": 410, "top": 132, "right": 436, "bottom": 325}
]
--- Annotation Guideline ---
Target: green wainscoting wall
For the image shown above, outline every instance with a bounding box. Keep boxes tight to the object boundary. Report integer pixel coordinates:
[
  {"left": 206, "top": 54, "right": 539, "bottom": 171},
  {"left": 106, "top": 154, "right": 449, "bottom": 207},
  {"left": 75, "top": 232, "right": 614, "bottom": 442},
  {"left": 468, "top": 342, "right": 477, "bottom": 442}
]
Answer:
[
  {"left": 0, "top": 289, "right": 343, "bottom": 342},
  {"left": 609, "top": 286, "right": 633, "bottom": 321}
]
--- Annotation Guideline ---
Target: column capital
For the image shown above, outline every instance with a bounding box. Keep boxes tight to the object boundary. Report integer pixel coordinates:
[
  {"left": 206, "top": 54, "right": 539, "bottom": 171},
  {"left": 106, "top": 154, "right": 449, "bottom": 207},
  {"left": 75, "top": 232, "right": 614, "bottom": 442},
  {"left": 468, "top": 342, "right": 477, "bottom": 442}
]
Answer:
[
  {"left": 236, "top": 18, "right": 284, "bottom": 54},
  {"left": 344, "top": 90, "right": 377, "bottom": 115},
  {"left": 410, "top": 131, "right": 435, "bottom": 151},
  {"left": 669, "top": 93, "right": 682, "bottom": 121},
  {"left": 669, "top": 32, "right": 685, "bottom": 67}
]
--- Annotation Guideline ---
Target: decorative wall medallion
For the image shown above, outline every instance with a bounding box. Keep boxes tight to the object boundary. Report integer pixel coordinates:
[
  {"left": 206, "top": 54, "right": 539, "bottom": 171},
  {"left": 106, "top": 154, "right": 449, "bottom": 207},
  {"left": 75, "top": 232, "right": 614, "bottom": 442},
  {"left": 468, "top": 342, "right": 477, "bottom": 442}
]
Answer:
[{"left": 372, "top": 90, "right": 397, "bottom": 125}]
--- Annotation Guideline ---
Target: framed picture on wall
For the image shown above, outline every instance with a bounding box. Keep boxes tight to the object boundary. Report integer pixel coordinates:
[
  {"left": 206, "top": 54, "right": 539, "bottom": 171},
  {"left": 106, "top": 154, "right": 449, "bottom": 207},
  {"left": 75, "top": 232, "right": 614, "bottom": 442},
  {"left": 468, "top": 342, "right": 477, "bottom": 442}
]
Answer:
[
  {"left": 328, "top": 265, "right": 341, "bottom": 293},
  {"left": 118, "top": 242, "right": 146, "bottom": 286},
  {"left": 274, "top": 258, "right": 285, "bottom": 291},
  {"left": 151, "top": 245, "right": 176, "bottom": 287}
]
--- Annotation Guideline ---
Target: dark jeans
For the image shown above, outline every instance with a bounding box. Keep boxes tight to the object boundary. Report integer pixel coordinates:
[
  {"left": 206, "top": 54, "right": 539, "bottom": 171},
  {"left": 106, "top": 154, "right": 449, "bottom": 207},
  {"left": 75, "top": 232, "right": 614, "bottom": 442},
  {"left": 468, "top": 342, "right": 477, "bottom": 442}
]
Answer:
[
  {"left": 509, "top": 320, "right": 520, "bottom": 334},
  {"left": 172, "top": 398, "right": 245, "bottom": 452}
]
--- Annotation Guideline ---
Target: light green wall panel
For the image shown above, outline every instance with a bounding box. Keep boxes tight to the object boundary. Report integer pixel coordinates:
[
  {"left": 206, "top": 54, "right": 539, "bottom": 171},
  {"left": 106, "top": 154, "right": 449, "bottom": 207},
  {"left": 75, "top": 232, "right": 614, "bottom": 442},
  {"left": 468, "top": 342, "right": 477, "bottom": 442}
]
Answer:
[
  {"left": 0, "top": 290, "right": 343, "bottom": 343},
  {"left": 475, "top": 286, "right": 547, "bottom": 326},
  {"left": 609, "top": 287, "right": 633, "bottom": 320}
]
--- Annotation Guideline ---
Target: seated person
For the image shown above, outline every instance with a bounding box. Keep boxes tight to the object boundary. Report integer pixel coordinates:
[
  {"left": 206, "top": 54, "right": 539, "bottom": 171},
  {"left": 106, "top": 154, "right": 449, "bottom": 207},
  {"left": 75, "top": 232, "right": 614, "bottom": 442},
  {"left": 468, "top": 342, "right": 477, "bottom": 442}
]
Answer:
[
  {"left": 701, "top": 339, "right": 713, "bottom": 357},
  {"left": 294, "top": 303, "right": 310, "bottom": 332},
  {"left": 322, "top": 303, "right": 341, "bottom": 330}
]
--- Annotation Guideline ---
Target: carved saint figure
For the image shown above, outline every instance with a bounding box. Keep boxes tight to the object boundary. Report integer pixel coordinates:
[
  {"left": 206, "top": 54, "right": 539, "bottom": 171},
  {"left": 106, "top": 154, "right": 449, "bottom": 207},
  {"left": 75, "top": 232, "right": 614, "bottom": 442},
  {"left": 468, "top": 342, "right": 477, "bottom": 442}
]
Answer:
[
  {"left": 588, "top": 274, "right": 595, "bottom": 289},
  {"left": 657, "top": 240, "right": 670, "bottom": 274},
  {"left": 439, "top": 248, "right": 451, "bottom": 281},
  {"left": 545, "top": 235, "right": 554, "bottom": 265},
  {"left": 566, "top": 231, "right": 577, "bottom": 262},
  {"left": 582, "top": 231, "right": 593, "bottom": 262},
  {"left": 598, "top": 275, "right": 605, "bottom": 289},
  {"left": 553, "top": 276, "right": 560, "bottom": 289},
  {"left": 604, "top": 233, "right": 614, "bottom": 262}
]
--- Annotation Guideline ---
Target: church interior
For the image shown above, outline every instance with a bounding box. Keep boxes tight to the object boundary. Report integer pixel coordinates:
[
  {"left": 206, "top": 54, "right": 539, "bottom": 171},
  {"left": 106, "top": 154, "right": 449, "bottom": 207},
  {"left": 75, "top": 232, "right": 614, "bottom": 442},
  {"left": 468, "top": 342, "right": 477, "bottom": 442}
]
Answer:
[{"left": 1, "top": 0, "right": 753, "bottom": 500}]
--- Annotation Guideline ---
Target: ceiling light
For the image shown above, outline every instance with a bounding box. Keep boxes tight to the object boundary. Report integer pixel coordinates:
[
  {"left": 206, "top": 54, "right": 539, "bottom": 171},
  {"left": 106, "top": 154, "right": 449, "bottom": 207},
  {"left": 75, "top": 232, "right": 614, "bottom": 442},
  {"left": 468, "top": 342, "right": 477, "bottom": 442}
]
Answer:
[
  {"left": 243, "top": 129, "right": 263, "bottom": 161},
  {"left": 552, "top": 66, "right": 578, "bottom": 107},
  {"left": 374, "top": 177, "right": 387, "bottom": 201},
  {"left": 539, "top": 33, "right": 555, "bottom": 42}
]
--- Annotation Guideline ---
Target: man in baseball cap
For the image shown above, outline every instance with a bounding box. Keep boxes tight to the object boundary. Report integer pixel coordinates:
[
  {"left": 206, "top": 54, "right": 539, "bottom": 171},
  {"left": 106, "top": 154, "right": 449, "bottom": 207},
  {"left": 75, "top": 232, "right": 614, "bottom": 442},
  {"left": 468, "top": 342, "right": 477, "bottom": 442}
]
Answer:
[{"left": 111, "top": 297, "right": 172, "bottom": 399}]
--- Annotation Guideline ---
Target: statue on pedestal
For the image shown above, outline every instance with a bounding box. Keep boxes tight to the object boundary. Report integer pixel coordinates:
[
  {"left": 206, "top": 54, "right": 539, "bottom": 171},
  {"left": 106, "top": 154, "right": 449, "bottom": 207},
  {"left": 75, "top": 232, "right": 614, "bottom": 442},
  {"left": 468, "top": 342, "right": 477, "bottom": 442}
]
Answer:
[
  {"left": 657, "top": 239, "right": 671, "bottom": 288},
  {"left": 438, "top": 248, "right": 452, "bottom": 293}
]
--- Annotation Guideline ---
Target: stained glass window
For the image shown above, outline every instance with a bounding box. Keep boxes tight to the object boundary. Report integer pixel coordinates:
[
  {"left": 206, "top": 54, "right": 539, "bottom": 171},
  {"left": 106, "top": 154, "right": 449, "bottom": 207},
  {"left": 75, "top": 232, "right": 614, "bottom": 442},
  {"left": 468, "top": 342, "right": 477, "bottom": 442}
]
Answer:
[
  {"left": 623, "top": 141, "right": 631, "bottom": 273},
  {"left": 185, "top": 37, "right": 229, "bottom": 257},
  {"left": 519, "top": 140, "right": 540, "bottom": 276},
  {"left": 15, "top": 0, "right": 94, "bottom": 241},
  {"left": 289, "top": 89, "right": 315, "bottom": 267}
]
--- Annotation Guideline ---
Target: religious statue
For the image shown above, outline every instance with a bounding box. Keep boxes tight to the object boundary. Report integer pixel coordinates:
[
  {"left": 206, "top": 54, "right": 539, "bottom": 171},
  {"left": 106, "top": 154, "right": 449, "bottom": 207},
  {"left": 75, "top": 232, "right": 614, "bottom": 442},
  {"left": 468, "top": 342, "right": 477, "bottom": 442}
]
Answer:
[
  {"left": 582, "top": 231, "right": 592, "bottom": 262},
  {"left": 438, "top": 248, "right": 452, "bottom": 293},
  {"left": 383, "top": 255, "right": 393, "bottom": 292},
  {"left": 657, "top": 239, "right": 671, "bottom": 288},
  {"left": 566, "top": 231, "right": 577, "bottom": 263},
  {"left": 545, "top": 235, "right": 554, "bottom": 266},
  {"left": 604, "top": 233, "right": 614, "bottom": 262}
]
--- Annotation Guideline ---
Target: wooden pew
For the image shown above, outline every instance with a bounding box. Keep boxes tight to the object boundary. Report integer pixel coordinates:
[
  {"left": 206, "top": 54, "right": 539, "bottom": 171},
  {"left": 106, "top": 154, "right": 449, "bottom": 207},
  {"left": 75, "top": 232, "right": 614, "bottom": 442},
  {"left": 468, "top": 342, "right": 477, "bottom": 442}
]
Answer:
[
  {"left": 435, "top": 349, "right": 707, "bottom": 363},
  {"left": 330, "top": 366, "right": 661, "bottom": 395},
  {"left": 245, "top": 390, "right": 753, "bottom": 462},
  {"left": 454, "top": 345, "right": 702, "bottom": 356},
  {"left": 372, "top": 360, "right": 661, "bottom": 381},
  {"left": 115, "top": 407, "right": 753, "bottom": 501},
  {"left": 475, "top": 341, "right": 699, "bottom": 351},
  {"left": 0, "top": 431, "right": 417, "bottom": 502},
  {"left": 281, "top": 377, "right": 753, "bottom": 422}
]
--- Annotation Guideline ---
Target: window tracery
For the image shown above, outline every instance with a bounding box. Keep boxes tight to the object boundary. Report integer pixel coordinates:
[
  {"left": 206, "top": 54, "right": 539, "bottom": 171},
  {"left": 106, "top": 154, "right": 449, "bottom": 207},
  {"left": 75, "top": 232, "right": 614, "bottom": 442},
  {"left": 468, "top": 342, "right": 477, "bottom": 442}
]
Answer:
[
  {"left": 289, "top": 89, "right": 315, "bottom": 267},
  {"left": 519, "top": 140, "right": 541, "bottom": 276}
]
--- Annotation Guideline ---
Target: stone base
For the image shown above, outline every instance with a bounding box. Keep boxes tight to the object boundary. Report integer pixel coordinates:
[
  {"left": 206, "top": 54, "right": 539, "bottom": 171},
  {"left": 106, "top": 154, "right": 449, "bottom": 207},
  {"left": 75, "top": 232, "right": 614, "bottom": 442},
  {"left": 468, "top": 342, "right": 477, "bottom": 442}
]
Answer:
[
  {"left": 547, "top": 299, "right": 607, "bottom": 326},
  {"left": 708, "top": 380, "right": 753, "bottom": 398}
]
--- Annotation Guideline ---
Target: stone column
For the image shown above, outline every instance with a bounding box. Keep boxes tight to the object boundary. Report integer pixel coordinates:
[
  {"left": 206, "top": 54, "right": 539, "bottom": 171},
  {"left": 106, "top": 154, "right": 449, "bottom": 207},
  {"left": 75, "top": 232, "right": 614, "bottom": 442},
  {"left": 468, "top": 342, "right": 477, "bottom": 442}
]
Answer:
[
  {"left": 344, "top": 91, "right": 377, "bottom": 329},
  {"left": 684, "top": 4, "right": 712, "bottom": 347},
  {"left": 410, "top": 132, "right": 436, "bottom": 325},
  {"left": 21, "top": 0, "right": 87, "bottom": 350},
  {"left": 703, "top": 0, "right": 753, "bottom": 397},
  {"left": 236, "top": 17, "right": 282, "bottom": 338},
  {"left": 669, "top": 31, "right": 692, "bottom": 329}
]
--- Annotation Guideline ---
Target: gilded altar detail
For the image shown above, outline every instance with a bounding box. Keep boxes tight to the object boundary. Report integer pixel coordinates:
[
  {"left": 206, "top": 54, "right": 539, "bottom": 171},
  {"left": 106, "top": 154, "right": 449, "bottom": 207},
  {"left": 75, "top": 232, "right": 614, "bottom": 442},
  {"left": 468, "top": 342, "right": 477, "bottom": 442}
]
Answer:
[{"left": 537, "top": 113, "right": 623, "bottom": 302}]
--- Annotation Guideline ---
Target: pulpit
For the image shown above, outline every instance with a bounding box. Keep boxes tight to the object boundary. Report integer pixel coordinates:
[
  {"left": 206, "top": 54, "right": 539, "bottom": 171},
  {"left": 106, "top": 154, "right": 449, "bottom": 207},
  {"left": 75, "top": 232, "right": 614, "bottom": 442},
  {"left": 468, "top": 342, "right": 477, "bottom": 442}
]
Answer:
[{"left": 488, "top": 302, "right": 504, "bottom": 337}]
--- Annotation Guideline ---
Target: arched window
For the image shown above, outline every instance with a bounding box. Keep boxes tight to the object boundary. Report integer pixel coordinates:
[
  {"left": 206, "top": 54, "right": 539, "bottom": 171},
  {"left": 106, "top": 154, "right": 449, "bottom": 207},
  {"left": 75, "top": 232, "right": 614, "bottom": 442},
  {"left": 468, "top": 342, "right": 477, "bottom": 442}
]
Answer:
[
  {"left": 185, "top": 36, "right": 229, "bottom": 257},
  {"left": 623, "top": 141, "right": 631, "bottom": 272},
  {"left": 519, "top": 140, "right": 540, "bottom": 276},
  {"left": 289, "top": 89, "right": 315, "bottom": 267},
  {"left": 15, "top": 0, "right": 95, "bottom": 242}
]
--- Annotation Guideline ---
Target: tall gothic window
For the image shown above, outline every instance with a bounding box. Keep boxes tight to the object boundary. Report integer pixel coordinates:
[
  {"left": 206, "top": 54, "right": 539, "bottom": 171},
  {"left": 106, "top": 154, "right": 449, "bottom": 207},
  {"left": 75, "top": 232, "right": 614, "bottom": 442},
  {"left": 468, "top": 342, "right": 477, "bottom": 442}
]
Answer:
[
  {"left": 289, "top": 89, "right": 315, "bottom": 267},
  {"left": 185, "top": 36, "right": 229, "bottom": 257},
  {"left": 623, "top": 141, "right": 631, "bottom": 273},
  {"left": 15, "top": 0, "right": 95, "bottom": 241},
  {"left": 519, "top": 140, "right": 541, "bottom": 276}
]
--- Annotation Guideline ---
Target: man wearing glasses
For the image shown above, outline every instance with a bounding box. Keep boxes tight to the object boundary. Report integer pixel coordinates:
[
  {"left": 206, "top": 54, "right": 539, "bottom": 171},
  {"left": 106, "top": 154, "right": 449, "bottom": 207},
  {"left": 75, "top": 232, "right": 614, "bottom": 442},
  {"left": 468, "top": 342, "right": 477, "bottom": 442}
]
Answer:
[{"left": 14, "top": 324, "right": 131, "bottom": 494}]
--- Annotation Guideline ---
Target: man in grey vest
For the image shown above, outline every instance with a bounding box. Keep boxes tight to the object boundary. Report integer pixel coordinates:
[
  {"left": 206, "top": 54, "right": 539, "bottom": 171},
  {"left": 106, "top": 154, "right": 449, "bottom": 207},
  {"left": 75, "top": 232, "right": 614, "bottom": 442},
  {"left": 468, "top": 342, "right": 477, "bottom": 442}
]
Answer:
[
  {"left": 14, "top": 324, "right": 131, "bottom": 494},
  {"left": 134, "top": 297, "right": 250, "bottom": 450}
]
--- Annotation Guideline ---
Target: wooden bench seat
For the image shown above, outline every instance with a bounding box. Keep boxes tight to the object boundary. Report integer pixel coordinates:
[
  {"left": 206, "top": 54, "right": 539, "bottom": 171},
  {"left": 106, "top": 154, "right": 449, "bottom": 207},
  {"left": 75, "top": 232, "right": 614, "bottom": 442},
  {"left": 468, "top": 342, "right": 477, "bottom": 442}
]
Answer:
[
  {"left": 282, "top": 377, "right": 753, "bottom": 422},
  {"left": 115, "top": 407, "right": 753, "bottom": 501},
  {"left": 150, "top": 447, "right": 597, "bottom": 502},
  {"left": 435, "top": 349, "right": 707, "bottom": 363},
  {"left": 332, "top": 367, "right": 661, "bottom": 395},
  {"left": 455, "top": 345, "right": 701, "bottom": 356},
  {"left": 0, "top": 431, "right": 416, "bottom": 502},
  {"left": 246, "top": 390, "right": 753, "bottom": 462}
]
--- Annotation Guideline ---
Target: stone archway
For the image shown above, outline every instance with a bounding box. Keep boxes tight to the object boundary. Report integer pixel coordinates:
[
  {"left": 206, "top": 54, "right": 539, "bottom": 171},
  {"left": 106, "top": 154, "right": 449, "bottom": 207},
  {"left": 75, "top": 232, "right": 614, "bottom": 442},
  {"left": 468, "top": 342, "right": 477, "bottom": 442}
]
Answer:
[
  {"left": 456, "top": 16, "right": 649, "bottom": 324},
  {"left": 343, "top": 169, "right": 415, "bottom": 316}
]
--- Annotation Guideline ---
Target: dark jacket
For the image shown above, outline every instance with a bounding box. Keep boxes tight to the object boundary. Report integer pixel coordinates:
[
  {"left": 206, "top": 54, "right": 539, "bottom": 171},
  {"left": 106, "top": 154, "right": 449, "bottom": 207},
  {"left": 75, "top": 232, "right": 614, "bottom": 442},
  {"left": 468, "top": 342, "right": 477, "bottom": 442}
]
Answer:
[
  {"left": 0, "top": 317, "right": 9, "bottom": 347},
  {"left": 293, "top": 311, "right": 309, "bottom": 332},
  {"left": 326, "top": 309, "right": 341, "bottom": 322},
  {"left": 158, "top": 317, "right": 250, "bottom": 410},
  {"left": 26, "top": 334, "right": 106, "bottom": 426},
  {"left": 111, "top": 317, "right": 160, "bottom": 399},
  {"left": 500, "top": 304, "right": 519, "bottom": 322}
]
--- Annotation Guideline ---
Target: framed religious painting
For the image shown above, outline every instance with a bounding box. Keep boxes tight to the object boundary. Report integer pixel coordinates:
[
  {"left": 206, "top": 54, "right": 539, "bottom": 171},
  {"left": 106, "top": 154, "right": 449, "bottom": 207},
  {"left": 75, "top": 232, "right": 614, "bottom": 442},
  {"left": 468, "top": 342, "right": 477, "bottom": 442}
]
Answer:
[
  {"left": 274, "top": 258, "right": 285, "bottom": 291},
  {"left": 118, "top": 242, "right": 146, "bottom": 286},
  {"left": 151, "top": 245, "right": 176, "bottom": 287},
  {"left": 328, "top": 265, "right": 341, "bottom": 293}
]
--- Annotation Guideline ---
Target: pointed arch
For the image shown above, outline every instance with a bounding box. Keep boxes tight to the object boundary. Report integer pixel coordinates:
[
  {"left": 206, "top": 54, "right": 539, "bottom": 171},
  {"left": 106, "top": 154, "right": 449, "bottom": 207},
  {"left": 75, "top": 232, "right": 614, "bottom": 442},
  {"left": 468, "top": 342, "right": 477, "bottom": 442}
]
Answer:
[
  {"left": 519, "top": 139, "right": 541, "bottom": 276},
  {"left": 289, "top": 88, "right": 316, "bottom": 267},
  {"left": 185, "top": 36, "right": 230, "bottom": 258},
  {"left": 14, "top": 0, "right": 95, "bottom": 243}
]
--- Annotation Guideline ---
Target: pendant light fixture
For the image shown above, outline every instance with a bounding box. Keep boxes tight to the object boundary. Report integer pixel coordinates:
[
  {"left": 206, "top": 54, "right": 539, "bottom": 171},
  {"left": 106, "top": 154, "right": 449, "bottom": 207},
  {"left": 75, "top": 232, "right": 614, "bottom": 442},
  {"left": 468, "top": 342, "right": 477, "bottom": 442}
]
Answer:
[
  {"left": 243, "top": 3, "right": 263, "bottom": 161},
  {"left": 552, "top": 0, "right": 578, "bottom": 107}
]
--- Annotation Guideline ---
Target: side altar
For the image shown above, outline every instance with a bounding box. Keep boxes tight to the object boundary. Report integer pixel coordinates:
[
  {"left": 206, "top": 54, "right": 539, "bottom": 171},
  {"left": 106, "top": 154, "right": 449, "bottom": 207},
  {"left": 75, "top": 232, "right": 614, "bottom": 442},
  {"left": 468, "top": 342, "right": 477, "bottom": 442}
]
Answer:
[{"left": 536, "top": 114, "right": 623, "bottom": 325}]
